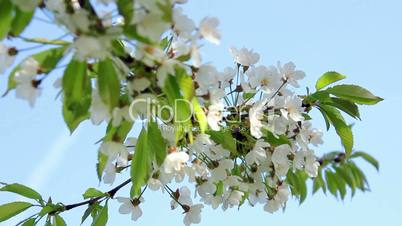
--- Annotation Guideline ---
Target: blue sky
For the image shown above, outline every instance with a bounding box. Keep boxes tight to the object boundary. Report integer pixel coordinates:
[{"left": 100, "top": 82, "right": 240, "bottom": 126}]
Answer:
[{"left": 1, "top": 0, "right": 402, "bottom": 225}]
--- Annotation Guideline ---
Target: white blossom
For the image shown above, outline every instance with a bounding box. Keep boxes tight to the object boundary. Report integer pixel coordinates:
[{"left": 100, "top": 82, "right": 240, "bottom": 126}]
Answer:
[
  {"left": 298, "top": 121, "right": 324, "bottom": 147},
  {"left": 100, "top": 141, "right": 128, "bottom": 164},
  {"left": 112, "top": 106, "right": 131, "bottom": 127},
  {"left": 196, "top": 181, "right": 216, "bottom": 198},
  {"left": 229, "top": 47, "right": 260, "bottom": 66},
  {"left": 148, "top": 177, "right": 163, "bottom": 191},
  {"left": 249, "top": 98, "right": 268, "bottom": 139},
  {"left": 278, "top": 61, "right": 305, "bottom": 88},
  {"left": 90, "top": 89, "right": 110, "bottom": 125},
  {"left": 161, "top": 152, "right": 189, "bottom": 183},
  {"left": 117, "top": 197, "right": 144, "bottom": 221},
  {"left": 210, "top": 159, "right": 234, "bottom": 182},
  {"left": 183, "top": 204, "right": 203, "bottom": 226},
  {"left": 245, "top": 139, "right": 269, "bottom": 165},
  {"left": 171, "top": 186, "right": 193, "bottom": 209},
  {"left": 0, "top": 44, "right": 16, "bottom": 74},
  {"left": 222, "top": 190, "right": 244, "bottom": 210},
  {"left": 264, "top": 184, "right": 290, "bottom": 213},
  {"left": 14, "top": 58, "right": 41, "bottom": 107},
  {"left": 280, "top": 95, "right": 305, "bottom": 122},
  {"left": 199, "top": 17, "right": 221, "bottom": 45},
  {"left": 207, "top": 102, "right": 224, "bottom": 131},
  {"left": 73, "top": 36, "right": 110, "bottom": 60},
  {"left": 173, "top": 8, "right": 195, "bottom": 38},
  {"left": 271, "top": 145, "right": 292, "bottom": 177},
  {"left": 103, "top": 160, "right": 117, "bottom": 184},
  {"left": 247, "top": 65, "right": 281, "bottom": 93},
  {"left": 135, "top": 11, "right": 170, "bottom": 42}
]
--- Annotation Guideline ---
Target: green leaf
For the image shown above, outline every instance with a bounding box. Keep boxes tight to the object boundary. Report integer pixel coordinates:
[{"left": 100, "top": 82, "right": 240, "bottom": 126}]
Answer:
[
  {"left": 0, "top": 183, "right": 42, "bottom": 201},
  {"left": 296, "top": 172, "right": 308, "bottom": 204},
  {"left": 312, "top": 171, "right": 326, "bottom": 194},
  {"left": 103, "top": 120, "right": 134, "bottom": 143},
  {"left": 62, "top": 59, "right": 92, "bottom": 132},
  {"left": 163, "top": 75, "right": 192, "bottom": 124},
  {"left": 130, "top": 128, "right": 151, "bottom": 197},
  {"left": 264, "top": 130, "right": 291, "bottom": 147},
  {"left": 81, "top": 203, "right": 96, "bottom": 224},
  {"left": 39, "top": 205, "right": 56, "bottom": 217},
  {"left": 97, "top": 59, "right": 120, "bottom": 110},
  {"left": 348, "top": 162, "right": 369, "bottom": 191},
  {"left": 0, "top": 202, "right": 32, "bottom": 222},
  {"left": 319, "top": 105, "right": 354, "bottom": 157},
  {"left": 325, "top": 171, "right": 338, "bottom": 198},
  {"left": 21, "top": 218, "right": 35, "bottom": 226},
  {"left": 315, "top": 71, "right": 346, "bottom": 90},
  {"left": 148, "top": 121, "right": 167, "bottom": 166},
  {"left": 83, "top": 188, "right": 105, "bottom": 199},
  {"left": 176, "top": 67, "right": 195, "bottom": 100},
  {"left": 4, "top": 46, "right": 66, "bottom": 95},
  {"left": 96, "top": 152, "right": 108, "bottom": 182},
  {"left": 324, "top": 97, "right": 361, "bottom": 120},
  {"left": 335, "top": 166, "right": 356, "bottom": 196},
  {"left": 326, "top": 84, "right": 383, "bottom": 105},
  {"left": 0, "top": 0, "right": 13, "bottom": 40},
  {"left": 351, "top": 151, "right": 379, "bottom": 171},
  {"left": 332, "top": 171, "right": 347, "bottom": 200},
  {"left": 192, "top": 98, "right": 207, "bottom": 133},
  {"left": 10, "top": 7, "right": 34, "bottom": 36},
  {"left": 91, "top": 202, "right": 108, "bottom": 226},
  {"left": 317, "top": 106, "right": 331, "bottom": 130},
  {"left": 207, "top": 129, "right": 238, "bottom": 155},
  {"left": 53, "top": 215, "right": 67, "bottom": 226},
  {"left": 286, "top": 171, "right": 307, "bottom": 204}
]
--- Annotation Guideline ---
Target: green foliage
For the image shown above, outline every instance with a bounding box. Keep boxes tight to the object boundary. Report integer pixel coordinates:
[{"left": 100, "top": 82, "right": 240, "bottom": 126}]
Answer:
[
  {"left": 0, "top": 0, "right": 14, "bottom": 40},
  {"left": 0, "top": 183, "right": 42, "bottom": 202},
  {"left": 53, "top": 215, "right": 67, "bottom": 226},
  {"left": 351, "top": 151, "right": 379, "bottom": 171},
  {"left": 192, "top": 98, "right": 208, "bottom": 133},
  {"left": 163, "top": 74, "right": 192, "bottom": 124},
  {"left": 319, "top": 105, "right": 354, "bottom": 157},
  {"left": 148, "top": 121, "right": 168, "bottom": 166},
  {"left": 131, "top": 128, "right": 152, "bottom": 197},
  {"left": 264, "top": 130, "right": 291, "bottom": 147},
  {"left": 312, "top": 151, "right": 376, "bottom": 200},
  {"left": 326, "top": 84, "right": 383, "bottom": 105},
  {"left": 91, "top": 202, "right": 108, "bottom": 226},
  {"left": 286, "top": 171, "right": 308, "bottom": 204},
  {"left": 10, "top": 7, "right": 34, "bottom": 36},
  {"left": 324, "top": 97, "right": 361, "bottom": 120},
  {"left": 207, "top": 129, "right": 238, "bottom": 155},
  {"left": 97, "top": 59, "right": 121, "bottom": 111},
  {"left": 62, "top": 59, "right": 92, "bottom": 132},
  {"left": 315, "top": 71, "right": 346, "bottom": 90},
  {"left": 21, "top": 218, "right": 35, "bottom": 226},
  {"left": 0, "top": 202, "right": 32, "bottom": 222},
  {"left": 97, "top": 152, "right": 109, "bottom": 182},
  {"left": 83, "top": 188, "right": 105, "bottom": 199}
]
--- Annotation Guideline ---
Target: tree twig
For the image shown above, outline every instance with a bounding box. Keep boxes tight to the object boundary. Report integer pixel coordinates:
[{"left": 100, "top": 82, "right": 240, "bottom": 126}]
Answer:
[{"left": 64, "top": 178, "right": 132, "bottom": 211}]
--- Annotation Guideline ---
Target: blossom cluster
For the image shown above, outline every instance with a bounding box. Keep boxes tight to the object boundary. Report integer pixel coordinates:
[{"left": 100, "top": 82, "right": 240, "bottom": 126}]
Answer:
[{"left": 0, "top": 0, "right": 381, "bottom": 226}]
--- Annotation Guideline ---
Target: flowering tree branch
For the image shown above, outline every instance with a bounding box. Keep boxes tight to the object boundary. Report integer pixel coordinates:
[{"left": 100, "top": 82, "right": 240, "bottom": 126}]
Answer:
[{"left": 0, "top": 0, "right": 382, "bottom": 225}]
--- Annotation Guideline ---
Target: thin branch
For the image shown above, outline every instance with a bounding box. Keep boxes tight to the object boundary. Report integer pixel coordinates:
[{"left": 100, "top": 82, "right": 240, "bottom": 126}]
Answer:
[{"left": 64, "top": 178, "right": 131, "bottom": 211}]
